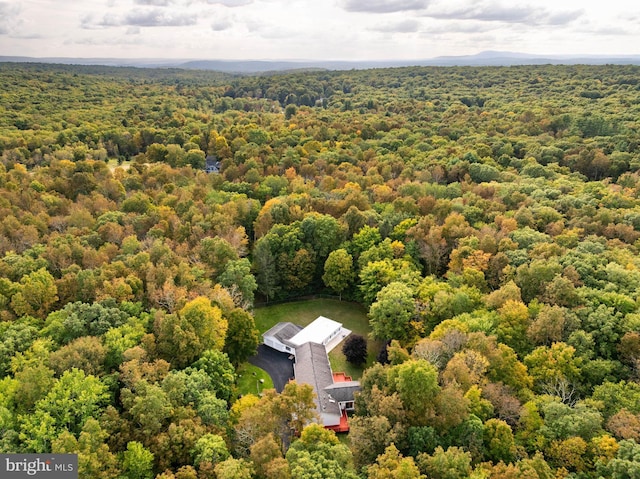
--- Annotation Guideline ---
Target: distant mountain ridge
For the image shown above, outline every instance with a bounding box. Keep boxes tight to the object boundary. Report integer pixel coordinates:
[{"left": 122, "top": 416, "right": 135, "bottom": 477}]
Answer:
[{"left": 2, "top": 51, "right": 640, "bottom": 73}]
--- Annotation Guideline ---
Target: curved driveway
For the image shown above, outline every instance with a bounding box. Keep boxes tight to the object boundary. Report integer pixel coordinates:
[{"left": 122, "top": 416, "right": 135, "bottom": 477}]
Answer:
[{"left": 248, "top": 345, "right": 295, "bottom": 392}]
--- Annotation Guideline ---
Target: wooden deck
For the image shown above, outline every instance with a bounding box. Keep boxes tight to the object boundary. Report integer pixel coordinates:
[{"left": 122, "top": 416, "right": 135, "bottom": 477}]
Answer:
[
  {"left": 326, "top": 371, "right": 353, "bottom": 432},
  {"left": 326, "top": 409, "right": 350, "bottom": 433}
]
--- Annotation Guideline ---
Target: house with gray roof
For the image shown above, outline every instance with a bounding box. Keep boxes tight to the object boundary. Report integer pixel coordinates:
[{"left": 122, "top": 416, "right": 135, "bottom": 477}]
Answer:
[
  {"left": 262, "top": 322, "right": 303, "bottom": 355},
  {"left": 262, "top": 316, "right": 360, "bottom": 432},
  {"left": 294, "top": 342, "right": 344, "bottom": 429},
  {"left": 262, "top": 316, "right": 346, "bottom": 356},
  {"left": 205, "top": 156, "right": 221, "bottom": 173}
]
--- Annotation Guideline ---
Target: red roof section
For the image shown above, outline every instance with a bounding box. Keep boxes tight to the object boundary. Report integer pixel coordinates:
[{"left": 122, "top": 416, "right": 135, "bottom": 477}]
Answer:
[
  {"left": 332, "top": 372, "right": 353, "bottom": 382},
  {"left": 326, "top": 372, "right": 353, "bottom": 432}
]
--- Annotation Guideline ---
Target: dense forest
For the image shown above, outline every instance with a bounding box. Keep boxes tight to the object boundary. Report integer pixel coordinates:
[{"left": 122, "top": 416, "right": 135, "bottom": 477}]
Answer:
[{"left": 1, "top": 61, "right": 640, "bottom": 478}]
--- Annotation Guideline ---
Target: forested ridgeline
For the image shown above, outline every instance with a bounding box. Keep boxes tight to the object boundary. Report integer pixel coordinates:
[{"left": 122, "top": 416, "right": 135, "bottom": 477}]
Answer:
[{"left": 1, "top": 62, "right": 640, "bottom": 478}]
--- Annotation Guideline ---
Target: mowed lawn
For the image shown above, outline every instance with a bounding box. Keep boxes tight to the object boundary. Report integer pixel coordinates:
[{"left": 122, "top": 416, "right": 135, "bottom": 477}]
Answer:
[
  {"left": 254, "top": 298, "right": 381, "bottom": 380},
  {"left": 236, "top": 362, "right": 274, "bottom": 397}
]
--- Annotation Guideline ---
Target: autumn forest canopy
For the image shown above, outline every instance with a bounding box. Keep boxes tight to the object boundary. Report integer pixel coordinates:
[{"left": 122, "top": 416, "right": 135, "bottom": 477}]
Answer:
[{"left": 1, "top": 62, "right": 640, "bottom": 478}]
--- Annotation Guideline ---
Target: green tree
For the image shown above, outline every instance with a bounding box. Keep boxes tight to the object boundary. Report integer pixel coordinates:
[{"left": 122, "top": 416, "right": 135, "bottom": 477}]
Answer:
[
  {"left": 351, "top": 225, "right": 383, "bottom": 258},
  {"left": 102, "top": 317, "right": 147, "bottom": 369},
  {"left": 284, "top": 104, "right": 297, "bottom": 120},
  {"left": 196, "top": 391, "right": 229, "bottom": 428},
  {"left": 12, "top": 362, "right": 56, "bottom": 414},
  {"left": 540, "top": 401, "right": 603, "bottom": 442},
  {"left": 360, "top": 259, "right": 420, "bottom": 306},
  {"left": 214, "top": 458, "right": 254, "bottom": 479},
  {"left": 286, "top": 424, "right": 357, "bottom": 479},
  {"left": 583, "top": 304, "right": 625, "bottom": 359},
  {"left": 0, "top": 317, "right": 39, "bottom": 375},
  {"left": 369, "top": 282, "right": 416, "bottom": 342},
  {"left": 449, "top": 415, "right": 485, "bottom": 462},
  {"left": 218, "top": 258, "right": 258, "bottom": 307},
  {"left": 597, "top": 439, "right": 640, "bottom": 479},
  {"left": 322, "top": 249, "right": 355, "bottom": 299},
  {"left": 367, "top": 444, "right": 424, "bottom": 479},
  {"left": 300, "top": 213, "right": 345, "bottom": 263},
  {"left": 223, "top": 308, "right": 259, "bottom": 366},
  {"left": 120, "top": 381, "right": 172, "bottom": 442},
  {"left": 192, "top": 433, "right": 229, "bottom": 467},
  {"left": 161, "top": 143, "right": 184, "bottom": 166},
  {"left": 389, "top": 359, "right": 440, "bottom": 426},
  {"left": 184, "top": 149, "right": 206, "bottom": 169},
  {"left": 253, "top": 239, "right": 279, "bottom": 302},
  {"left": 42, "top": 300, "right": 130, "bottom": 346},
  {"left": 198, "top": 237, "right": 239, "bottom": 278},
  {"left": 406, "top": 425, "right": 440, "bottom": 457},
  {"left": 122, "top": 441, "right": 154, "bottom": 479},
  {"left": 280, "top": 248, "right": 315, "bottom": 293},
  {"left": 592, "top": 381, "right": 640, "bottom": 419},
  {"left": 348, "top": 416, "right": 394, "bottom": 470},
  {"left": 40, "top": 369, "right": 109, "bottom": 434},
  {"left": 52, "top": 418, "right": 120, "bottom": 479},
  {"left": 515, "top": 260, "right": 563, "bottom": 304},
  {"left": 483, "top": 418, "right": 516, "bottom": 464},
  {"left": 11, "top": 268, "right": 58, "bottom": 318},
  {"left": 524, "top": 342, "right": 582, "bottom": 392},
  {"left": 250, "top": 433, "right": 286, "bottom": 479},
  {"left": 155, "top": 297, "right": 228, "bottom": 368},
  {"left": 146, "top": 143, "right": 168, "bottom": 163},
  {"left": 193, "top": 349, "right": 236, "bottom": 403},
  {"left": 416, "top": 446, "right": 472, "bottom": 479},
  {"left": 161, "top": 367, "right": 215, "bottom": 409},
  {"left": 48, "top": 336, "right": 106, "bottom": 377},
  {"left": 235, "top": 383, "right": 317, "bottom": 453},
  {"left": 20, "top": 369, "right": 109, "bottom": 452},
  {"left": 496, "top": 300, "right": 530, "bottom": 355}
]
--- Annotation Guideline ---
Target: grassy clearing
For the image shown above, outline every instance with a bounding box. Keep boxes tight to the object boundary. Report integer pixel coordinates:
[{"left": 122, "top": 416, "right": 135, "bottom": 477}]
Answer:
[
  {"left": 235, "top": 362, "right": 274, "bottom": 397},
  {"left": 107, "top": 158, "right": 131, "bottom": 171},
  {"left": 254, "top": 298, "right": 369, "bottom": 333},
  {"left": 327, "top": 341, "right": 379, "bottom": 381},
  {"left": 254, "top": 298, "right": 380, "bottom": 380}
]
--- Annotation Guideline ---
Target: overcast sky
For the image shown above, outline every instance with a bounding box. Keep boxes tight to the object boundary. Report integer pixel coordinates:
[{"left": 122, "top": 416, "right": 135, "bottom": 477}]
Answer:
[{"left": 1, "top": 0, "right": 638, "bottom": 61}]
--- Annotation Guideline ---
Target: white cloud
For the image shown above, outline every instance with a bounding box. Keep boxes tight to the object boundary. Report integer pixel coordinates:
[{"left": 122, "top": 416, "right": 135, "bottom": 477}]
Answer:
[
  {"left": 88, "top": 9, "right": 199, "bottom": 28},
  {"left": 0, "top": 2, "right": 22, "bottom": 35},
  {"left": 211, "top": 18, "right": 233, "bottom": 31},
  {"left": 421, "top": 21, "right": 498, "bottom": 34},
  {"left": 204, "top": 0, "right": 253, "bottom": 6},
  {"left": 371, "top": 19, "right": 421, "bottom": 33},
  {"left": 424, "top": 1, "right": 583, "bottom": 26},
  {"left": 134, "top": 0, "right": 173, "bottom": 6},
  {"left": 342, "top": 0, "right": 430, "bottom": 14},
  {"left": 1, "top": 0, "right": 638, "bottom": 61}
]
